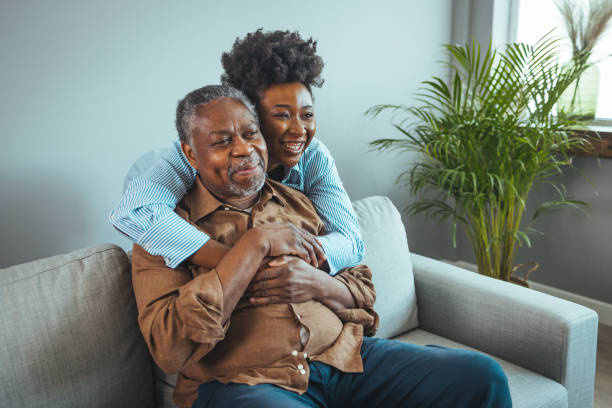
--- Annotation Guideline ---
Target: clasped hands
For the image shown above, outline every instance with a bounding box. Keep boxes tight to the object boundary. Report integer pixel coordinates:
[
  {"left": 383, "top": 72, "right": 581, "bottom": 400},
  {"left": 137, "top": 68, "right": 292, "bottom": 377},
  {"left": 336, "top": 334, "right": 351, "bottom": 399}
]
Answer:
[{"left": 245, "top": 223, "right": 330, "bottom": 306}]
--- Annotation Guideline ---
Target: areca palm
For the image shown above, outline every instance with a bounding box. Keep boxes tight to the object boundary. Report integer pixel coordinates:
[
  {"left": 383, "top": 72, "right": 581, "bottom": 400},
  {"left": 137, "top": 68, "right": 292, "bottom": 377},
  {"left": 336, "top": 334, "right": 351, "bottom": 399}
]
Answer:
[{"left": 367, "top": 35, "right": 590, "bottom": 281}]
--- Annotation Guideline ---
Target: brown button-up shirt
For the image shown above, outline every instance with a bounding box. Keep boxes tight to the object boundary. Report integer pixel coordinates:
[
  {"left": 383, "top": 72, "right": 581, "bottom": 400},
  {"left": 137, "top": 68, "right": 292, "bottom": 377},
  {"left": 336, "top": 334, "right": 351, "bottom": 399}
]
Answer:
[{"left": 131, "top": 177, "right": 378, "bottom": 408}]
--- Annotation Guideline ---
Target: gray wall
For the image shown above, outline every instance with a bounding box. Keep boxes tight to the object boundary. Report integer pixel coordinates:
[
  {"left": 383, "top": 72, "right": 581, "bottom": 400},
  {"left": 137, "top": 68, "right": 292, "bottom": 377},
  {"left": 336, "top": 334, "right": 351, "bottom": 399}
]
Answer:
[
  {"left": 522, "top": 157, "right": 612, "bottom": 303},
  {"left": 454, "top": 157, "right": 612, "bottom": 304},
  {"left": 0, "top": 0, "right": 455, "bottom": 268}
]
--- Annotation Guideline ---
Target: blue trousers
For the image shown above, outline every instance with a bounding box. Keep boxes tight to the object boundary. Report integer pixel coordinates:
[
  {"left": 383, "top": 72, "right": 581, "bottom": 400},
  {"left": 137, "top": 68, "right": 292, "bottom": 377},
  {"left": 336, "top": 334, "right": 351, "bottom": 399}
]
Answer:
[{"left": 192, "top": 337, "right": 512, "bottom": 408}]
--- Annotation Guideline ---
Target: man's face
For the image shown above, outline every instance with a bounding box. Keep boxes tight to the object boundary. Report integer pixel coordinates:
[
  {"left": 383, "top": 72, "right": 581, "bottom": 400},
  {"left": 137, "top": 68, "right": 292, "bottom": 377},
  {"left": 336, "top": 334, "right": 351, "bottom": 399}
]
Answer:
[{"left": 182, "top": 97, "right": 268, "bottom": 204}]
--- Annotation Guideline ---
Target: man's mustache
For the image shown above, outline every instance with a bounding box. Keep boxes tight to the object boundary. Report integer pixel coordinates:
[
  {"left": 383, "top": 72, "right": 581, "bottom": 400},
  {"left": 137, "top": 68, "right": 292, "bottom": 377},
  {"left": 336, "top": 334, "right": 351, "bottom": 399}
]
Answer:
[{"left": 228, "top": 154, "right": 265, "bottom": 176}]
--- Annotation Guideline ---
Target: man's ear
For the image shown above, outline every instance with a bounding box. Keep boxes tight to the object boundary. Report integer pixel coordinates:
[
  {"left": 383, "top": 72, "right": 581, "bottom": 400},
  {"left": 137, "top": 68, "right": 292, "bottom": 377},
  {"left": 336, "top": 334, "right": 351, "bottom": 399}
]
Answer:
[{"left": 181, "top": 141, "right": 198, "bottom": 170}]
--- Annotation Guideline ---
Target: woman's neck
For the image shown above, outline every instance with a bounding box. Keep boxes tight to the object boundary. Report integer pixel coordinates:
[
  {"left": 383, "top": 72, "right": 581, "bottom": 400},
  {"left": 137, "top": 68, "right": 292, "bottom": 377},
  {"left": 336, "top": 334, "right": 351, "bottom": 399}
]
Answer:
[{"left": 267, "top": 165, "right": 285, "bottom": 182}]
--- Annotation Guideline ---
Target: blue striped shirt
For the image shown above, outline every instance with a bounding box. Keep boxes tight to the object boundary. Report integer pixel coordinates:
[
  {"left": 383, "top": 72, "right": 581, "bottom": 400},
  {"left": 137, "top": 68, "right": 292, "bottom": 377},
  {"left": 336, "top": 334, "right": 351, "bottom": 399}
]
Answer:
[{"left": 109, "top": 138, "right": 364, "bottom": 274}]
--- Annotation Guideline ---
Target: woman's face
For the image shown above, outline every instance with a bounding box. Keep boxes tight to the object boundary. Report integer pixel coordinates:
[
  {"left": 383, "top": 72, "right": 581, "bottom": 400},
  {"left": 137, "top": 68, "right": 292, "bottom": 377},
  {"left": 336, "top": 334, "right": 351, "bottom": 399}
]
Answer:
[{"left": 257, "top": 82, "right": 316, "bottom": 171}]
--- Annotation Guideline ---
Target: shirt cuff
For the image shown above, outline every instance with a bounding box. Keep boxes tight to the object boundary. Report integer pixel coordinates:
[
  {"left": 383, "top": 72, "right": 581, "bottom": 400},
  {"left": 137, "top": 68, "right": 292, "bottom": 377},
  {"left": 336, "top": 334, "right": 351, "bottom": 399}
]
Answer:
[
  {"left": 317, "top": 232, "right": 354, "bottom": 275},
  {"left": 137, "top": 211, "right": 210, "bottom": 268},
  {"left": 177, "top": 268, "right": 229, "bottom": 344}
]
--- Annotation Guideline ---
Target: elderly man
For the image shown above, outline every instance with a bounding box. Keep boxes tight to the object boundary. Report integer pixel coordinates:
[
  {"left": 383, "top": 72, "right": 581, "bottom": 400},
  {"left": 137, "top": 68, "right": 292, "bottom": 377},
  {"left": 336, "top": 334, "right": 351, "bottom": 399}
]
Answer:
[{"left": 131, "top": 85, "right": 512, "bottom": 408}]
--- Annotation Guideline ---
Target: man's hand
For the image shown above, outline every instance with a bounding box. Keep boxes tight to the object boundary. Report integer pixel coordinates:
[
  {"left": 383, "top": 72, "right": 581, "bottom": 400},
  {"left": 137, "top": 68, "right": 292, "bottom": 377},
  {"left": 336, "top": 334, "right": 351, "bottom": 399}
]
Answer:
[
  {"left": 245, "top": 256, "right": 326, "bottom": 305},
  {"left": 255, "top": 223, "right": 326, "bottom": 267}
]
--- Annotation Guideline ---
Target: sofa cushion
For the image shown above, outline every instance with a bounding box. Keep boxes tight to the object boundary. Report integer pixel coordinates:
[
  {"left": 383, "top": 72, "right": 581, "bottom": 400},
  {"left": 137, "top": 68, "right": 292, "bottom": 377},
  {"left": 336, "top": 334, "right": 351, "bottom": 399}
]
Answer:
[
  {"left": 153, "top": 364, "right": 179, "bottom": 408},
  {"left": 394, "top": 329, "right": 568, "bottom": 408},
  {"left": 0, "top": 244, "right": 154, "bottom": 408},
  {"left": 352, "top": 196, "right": 419, "bottom": 338}
]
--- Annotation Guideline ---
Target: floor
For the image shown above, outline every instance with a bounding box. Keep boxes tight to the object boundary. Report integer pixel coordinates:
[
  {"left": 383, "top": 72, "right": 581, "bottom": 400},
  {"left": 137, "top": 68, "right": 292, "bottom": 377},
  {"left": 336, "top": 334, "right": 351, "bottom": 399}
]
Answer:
[{"left": 595, "top": 324, "right": 612, "bottom": 408}]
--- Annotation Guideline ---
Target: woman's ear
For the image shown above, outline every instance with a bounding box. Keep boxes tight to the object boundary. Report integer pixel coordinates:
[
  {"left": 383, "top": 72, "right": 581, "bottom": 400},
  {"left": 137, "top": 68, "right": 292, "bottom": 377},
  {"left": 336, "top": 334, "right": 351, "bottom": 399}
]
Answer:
[{"left": 181, "top": 141, "right": 198, "bottom": 170}]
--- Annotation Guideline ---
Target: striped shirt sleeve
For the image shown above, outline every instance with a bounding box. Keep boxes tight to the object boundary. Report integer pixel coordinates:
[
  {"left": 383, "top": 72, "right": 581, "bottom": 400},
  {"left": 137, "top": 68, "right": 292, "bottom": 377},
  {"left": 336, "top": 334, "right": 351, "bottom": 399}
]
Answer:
[
  {"left": 109, "top": 142, "right": 209, "bottom": 268},
  {"left": 302, "top": 141, "right": 364, "bottom": 275}
]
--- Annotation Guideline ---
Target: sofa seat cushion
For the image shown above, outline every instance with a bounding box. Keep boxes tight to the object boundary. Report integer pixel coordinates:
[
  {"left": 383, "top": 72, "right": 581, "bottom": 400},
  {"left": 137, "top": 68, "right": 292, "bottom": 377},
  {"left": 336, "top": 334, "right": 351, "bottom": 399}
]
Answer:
[
  {"left": 394, "top": 329, "right": 568, "bottom": 408},
  {"left": 352, "top": 196, "right": 419, "bottom": 338},
  {"left": 0, "top": 244, "right": 154, "bottom": 408}
]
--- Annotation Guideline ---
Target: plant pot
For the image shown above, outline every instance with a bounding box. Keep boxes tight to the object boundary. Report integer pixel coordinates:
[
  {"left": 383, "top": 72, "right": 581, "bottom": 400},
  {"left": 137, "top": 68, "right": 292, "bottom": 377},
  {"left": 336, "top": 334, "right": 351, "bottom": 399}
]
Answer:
[
  {"left": 509, "top": 262, "right": 539, "bottom": 288},
  {"left": 557, "top": 63, "right": 600, "bottom": 120}
]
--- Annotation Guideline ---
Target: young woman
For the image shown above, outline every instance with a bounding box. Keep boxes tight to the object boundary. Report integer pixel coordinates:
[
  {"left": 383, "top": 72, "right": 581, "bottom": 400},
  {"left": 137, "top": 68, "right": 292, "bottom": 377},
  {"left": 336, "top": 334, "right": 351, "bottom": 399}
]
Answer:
[{"left": 110, "top": 29, "right": 363, "bottom": 274}]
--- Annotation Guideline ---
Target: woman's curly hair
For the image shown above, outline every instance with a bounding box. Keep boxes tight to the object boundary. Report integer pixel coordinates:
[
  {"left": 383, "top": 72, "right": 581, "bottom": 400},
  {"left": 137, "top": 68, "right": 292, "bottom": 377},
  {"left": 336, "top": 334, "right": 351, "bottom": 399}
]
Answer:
[{"left": 221, "top": 29, "right": 324, "bottom": 105}]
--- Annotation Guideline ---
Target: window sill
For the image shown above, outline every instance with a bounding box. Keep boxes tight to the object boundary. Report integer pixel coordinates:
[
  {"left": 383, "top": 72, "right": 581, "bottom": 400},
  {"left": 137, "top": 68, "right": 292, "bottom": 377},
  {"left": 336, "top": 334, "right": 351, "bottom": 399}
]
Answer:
[{"left": 572, "top": 124, "right": 612, "bottom": 159}]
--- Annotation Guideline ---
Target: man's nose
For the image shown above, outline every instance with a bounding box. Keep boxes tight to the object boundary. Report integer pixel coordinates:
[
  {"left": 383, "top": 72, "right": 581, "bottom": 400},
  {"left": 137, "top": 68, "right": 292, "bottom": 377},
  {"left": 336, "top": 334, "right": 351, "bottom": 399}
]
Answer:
[{"left": 232, "top": 136, "right": 254, "bottom": 156}]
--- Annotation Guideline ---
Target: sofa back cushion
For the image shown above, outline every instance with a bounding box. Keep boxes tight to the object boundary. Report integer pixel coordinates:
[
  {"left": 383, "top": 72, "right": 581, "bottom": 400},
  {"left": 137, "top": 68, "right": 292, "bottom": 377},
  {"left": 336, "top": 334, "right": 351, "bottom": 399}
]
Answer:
[
  {"left": 0, "top": 244, "right": 154, "bottom": 408},
  {"left": 352, "top": 196, "right": 419, "bottom": 338}
]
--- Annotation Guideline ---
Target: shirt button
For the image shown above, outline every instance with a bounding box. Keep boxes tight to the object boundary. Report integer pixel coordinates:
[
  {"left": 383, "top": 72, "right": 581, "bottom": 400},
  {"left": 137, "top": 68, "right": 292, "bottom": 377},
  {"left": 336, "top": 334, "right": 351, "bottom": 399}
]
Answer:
[
  {"left": 303, "top": 353, "right": 308, "bottom": 359},
  {"left": 223, "top": 207, "right": 230, "bottom": 211},
  {"left": 297, "top": 364, "right": 304, "bottom": 370},
  {"left": 296, "top": 314, "right": 302, "bottom": 320},
  {"left": 292, "top": 350, "right": 298, "bottom": 356},
  {"left": 163, "top": 257, "right": 170, "bottom": 264},
  {"left": 143, "top": 243, "right": 151, "bottom": 250},
  {"left": 300, "top": 369, "right": 306, "bottom": 375}
]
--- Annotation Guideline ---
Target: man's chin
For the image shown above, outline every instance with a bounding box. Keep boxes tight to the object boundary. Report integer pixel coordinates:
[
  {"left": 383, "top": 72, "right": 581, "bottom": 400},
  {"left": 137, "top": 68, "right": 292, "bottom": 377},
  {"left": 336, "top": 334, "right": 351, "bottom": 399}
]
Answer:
[{"left": 228, "top": 175, "right": 265, "bottom": 196}]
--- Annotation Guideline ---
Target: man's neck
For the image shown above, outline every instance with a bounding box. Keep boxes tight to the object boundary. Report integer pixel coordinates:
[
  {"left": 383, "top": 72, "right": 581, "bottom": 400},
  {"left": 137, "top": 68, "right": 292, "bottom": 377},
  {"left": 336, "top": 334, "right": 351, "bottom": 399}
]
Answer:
[{"left": 223, "top": 191, "right": 260, "bottom": 210}]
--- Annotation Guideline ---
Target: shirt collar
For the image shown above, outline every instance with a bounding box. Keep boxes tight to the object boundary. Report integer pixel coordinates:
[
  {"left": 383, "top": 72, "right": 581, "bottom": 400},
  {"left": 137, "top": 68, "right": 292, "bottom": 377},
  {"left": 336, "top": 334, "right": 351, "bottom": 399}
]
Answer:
[
  {"left": 279, "top": 165, "right": 302, "bottom": 184},
  {"left": 186, "top": 176, "right": 286, "bottom": 223}
]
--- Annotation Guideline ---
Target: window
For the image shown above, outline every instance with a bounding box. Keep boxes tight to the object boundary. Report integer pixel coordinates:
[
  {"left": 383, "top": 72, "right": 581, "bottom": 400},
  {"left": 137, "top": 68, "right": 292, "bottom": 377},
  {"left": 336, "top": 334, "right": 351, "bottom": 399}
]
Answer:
[{"left": 515, "top": 0, "right": 612, "bottom": 122}]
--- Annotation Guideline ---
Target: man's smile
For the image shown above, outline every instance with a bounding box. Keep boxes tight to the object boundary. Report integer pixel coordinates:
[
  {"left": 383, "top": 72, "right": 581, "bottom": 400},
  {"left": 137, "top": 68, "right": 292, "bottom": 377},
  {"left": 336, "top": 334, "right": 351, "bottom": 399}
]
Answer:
[{"left": 229, "top": 156, "right": 265, "bottom": 178}]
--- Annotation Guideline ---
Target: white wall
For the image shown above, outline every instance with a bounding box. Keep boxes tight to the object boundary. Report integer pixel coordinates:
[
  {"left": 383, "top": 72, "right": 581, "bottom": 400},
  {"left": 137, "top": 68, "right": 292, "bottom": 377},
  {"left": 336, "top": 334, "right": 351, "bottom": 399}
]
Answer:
[{"left": 0, "top": 0, "right": 455, "bottom": 268}]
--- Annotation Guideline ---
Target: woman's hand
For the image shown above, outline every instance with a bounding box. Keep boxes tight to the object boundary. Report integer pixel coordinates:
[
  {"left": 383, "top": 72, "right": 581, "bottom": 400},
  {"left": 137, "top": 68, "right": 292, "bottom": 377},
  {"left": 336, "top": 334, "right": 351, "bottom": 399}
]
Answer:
[
  {"left": 254, "top": 223, "right": 326, "bottom": 267},
  {"left": 245, "top": 256, "right": 327, "bottom": 305}
]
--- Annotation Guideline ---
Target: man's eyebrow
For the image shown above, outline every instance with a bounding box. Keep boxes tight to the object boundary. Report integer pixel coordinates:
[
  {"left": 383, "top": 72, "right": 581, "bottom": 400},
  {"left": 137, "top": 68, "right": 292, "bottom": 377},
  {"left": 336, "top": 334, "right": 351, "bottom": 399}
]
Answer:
[
  {"left": 208, "top": 129, "right": 232, "bottom": 136},
  {"left": 208, "top": 121, "right": 258, "bottom": 136}
]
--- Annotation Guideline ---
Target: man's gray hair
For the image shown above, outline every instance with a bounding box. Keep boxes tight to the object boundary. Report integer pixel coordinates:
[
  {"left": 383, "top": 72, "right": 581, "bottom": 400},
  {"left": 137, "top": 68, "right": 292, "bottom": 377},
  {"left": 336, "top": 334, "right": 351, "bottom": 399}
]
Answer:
[{"left": 175, "top": 85, "right": 258, "bottom": 143}]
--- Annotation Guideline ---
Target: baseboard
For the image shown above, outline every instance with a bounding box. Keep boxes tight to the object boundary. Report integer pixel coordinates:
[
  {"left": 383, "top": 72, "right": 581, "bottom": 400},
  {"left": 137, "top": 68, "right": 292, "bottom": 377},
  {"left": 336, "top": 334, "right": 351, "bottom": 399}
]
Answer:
[{"left": 440, "top": 259, "right": 612, "bottom": 326}]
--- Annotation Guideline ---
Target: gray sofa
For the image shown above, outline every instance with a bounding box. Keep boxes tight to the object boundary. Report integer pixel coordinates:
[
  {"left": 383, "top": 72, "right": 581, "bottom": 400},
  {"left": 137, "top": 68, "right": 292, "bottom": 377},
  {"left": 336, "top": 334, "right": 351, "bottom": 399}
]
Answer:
[{"left": 0, "top": 196, "right": 598, "bottom": 408}]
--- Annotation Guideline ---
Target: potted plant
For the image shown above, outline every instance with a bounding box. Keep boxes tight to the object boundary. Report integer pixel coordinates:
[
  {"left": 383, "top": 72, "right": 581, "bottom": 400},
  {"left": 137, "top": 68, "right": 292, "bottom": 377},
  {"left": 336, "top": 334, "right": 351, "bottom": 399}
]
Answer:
[
  {"left": 366, "top": 35, "right": 590, "bottom": 282},
  {"left": 556, "top": 0, "right": 612, "bottom": 120}
]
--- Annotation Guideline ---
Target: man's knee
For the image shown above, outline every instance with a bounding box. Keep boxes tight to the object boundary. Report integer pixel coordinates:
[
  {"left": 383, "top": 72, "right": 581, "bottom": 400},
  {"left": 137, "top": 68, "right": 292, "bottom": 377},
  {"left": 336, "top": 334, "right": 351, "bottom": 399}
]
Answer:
[
  {"left": 447, "top": 350, "right": 511, "bottom": 406},
  {"left": 464, "top": 352, "right": 508, "bottom": 387}
]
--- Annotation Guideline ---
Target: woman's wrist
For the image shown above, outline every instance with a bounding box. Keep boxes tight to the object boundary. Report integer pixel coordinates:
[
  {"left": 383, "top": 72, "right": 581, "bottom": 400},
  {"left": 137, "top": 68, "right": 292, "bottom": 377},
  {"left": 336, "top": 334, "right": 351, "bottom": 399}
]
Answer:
[
  {"left": 312, "top": 267, "right": 331, "bottom": 300},
  {"left": 244, "top": 228, "right": 271, "bottom": 258},
  {"left": 313, "top": 268, "right": 356, "bottom": 310},
  {"left": 189, "top": 239, "right": 230, "bottom": 269}
]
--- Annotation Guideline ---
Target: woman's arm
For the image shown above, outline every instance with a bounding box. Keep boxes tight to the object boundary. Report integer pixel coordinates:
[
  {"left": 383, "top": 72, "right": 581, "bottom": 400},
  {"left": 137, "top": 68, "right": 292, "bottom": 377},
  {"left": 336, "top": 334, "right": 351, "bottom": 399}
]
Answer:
[
  {"left": 110, "top": 141, "right": 215, "bottom": 268},
  {"left": 110, "top": 141, "right": 324, "bottom": 268},
  {"left": 300, "top": 139, "right": 365, "bottom": 274}
]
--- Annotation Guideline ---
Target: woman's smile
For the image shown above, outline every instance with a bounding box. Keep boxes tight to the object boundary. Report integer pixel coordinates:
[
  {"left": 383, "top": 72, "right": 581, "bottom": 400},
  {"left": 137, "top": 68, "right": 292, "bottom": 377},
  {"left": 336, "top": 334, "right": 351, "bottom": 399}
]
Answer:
[{"left": 281, "top": 141, "right": 306, "bottom": 153}]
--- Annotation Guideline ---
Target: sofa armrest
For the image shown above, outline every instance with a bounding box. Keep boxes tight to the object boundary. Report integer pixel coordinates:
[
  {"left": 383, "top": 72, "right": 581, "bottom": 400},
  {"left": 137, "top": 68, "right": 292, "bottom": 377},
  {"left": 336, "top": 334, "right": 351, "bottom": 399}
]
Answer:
[{"left": 411, "top": 253, "right": 598, "bottom": 408}]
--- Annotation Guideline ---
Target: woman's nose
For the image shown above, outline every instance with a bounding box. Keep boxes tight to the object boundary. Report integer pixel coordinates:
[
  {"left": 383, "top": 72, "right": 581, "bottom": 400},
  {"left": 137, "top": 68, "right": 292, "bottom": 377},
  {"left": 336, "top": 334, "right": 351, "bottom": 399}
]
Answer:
[{"left": 289, "top": 117, "right": 306, "bottom": 136}]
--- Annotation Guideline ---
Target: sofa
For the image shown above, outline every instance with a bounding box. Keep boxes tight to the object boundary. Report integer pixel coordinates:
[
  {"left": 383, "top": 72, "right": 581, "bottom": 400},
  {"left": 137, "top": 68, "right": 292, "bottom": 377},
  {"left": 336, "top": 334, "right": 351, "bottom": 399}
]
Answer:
[{"left": 0, "top": 196, "right": 598, "bottom": 408}]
